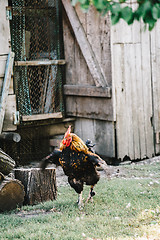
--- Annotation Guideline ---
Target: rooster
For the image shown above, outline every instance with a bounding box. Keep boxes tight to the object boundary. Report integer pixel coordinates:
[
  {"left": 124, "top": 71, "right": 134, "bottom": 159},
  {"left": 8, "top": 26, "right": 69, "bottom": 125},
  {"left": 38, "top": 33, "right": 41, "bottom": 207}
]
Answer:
[{"left": 40, "top": 126, "right": 109, "bottom": 209}]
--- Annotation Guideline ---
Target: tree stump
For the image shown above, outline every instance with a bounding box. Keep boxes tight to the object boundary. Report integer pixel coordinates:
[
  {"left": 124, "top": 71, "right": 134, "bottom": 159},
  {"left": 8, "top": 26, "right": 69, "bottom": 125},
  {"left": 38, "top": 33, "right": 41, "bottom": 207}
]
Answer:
[
  {"left": 14, "top": 168, "right": 57, "bottom": 205},
  {"left": 0, "top": 148, "right": 15, "bottom": 175},
  {"left": 0, "top": 178, "right": 25, "bottom": 212}
]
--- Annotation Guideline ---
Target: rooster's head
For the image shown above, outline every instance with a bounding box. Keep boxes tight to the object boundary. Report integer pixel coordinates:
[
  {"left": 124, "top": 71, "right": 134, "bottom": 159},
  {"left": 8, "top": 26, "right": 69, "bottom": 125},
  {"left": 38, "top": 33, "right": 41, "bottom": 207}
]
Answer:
[{"left": 61, "top": 125, "right": 72, "bottom": 148}]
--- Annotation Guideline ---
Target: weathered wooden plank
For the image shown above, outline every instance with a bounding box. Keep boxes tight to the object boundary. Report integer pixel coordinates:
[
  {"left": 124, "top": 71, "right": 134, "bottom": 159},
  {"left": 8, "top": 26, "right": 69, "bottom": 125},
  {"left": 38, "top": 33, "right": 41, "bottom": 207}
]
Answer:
[
  {"left": 111, "top": 44, "right": 129, "bottom": 159},
  {"left": 15, "top": 59, "right": 66, "bottom": 66},
  {"left": 140, "top": 26, "right": 154, "bottom": 158},
  {"left": 65, "top": 96, "right": 113, "bottom": 121},
  {"left": 63, "top": 11, "right": 77, "bottom": 85},
  {"left": 62, "top": 0, "right": 107, "bottom": 87},
  {"left": 74, "top": 118, "right": 115, "bottom": 157},
  {"left": 0, "top": 52, "right": 15, "bottom": 133},
  {"left": 123, "top": 44, "right": 135, "bottom": 159},
  {"left": 112, "top": 41, "right": 154, "bottom": 159},
  {"left": 22, "top": 112, "right": 63, "bottom": 122},
  {"left": 126, "top": 44, "right": 143, "bottom": 159},
  {"left": 0, "top": 0, "right": 11, "bottom": 54},
  {"left": 9, "top": 77, "right": 14, "bottom": 95},
  {"left": 87, "top": 6, "right": 101, "bottom": 65},
  {"left": 0, "top": 78, "right": 3, "bottom": 93},
  {"left": 45, "top": 119, "right": 75, "bottom": 137},
  {"left": 74, "top": 4, "right": 92, "bottom": 85},
  {"left": 100, "top": 14, "right": 112, "bottom": 86},
  {"left": 64, "top": 85, "right": 111, "bottom": 98},
  {"left": 134, "top": 43, "right": 147, "bottom": 159},
  {"left": 150, "top": 20, "right": 160, "bottom": 154},
  {"left": 0, "top": 55, "right": 7, "bottom": 77},
  {"left": 2, "top": 95, "right": 17, "bottom": 132}
]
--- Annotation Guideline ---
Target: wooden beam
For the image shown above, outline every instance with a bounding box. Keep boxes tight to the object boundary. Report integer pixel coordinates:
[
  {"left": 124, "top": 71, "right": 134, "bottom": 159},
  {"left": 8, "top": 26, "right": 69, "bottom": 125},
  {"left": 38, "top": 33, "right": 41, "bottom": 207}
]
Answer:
[
  {"left": 0, "top": 51, "right": 15, "bottom": 134},
  {"left": 64, "top": 85, "right": 111, "bottom": 98},
  {"left": 61, "top": 0, "right": 108, "bottom": 87},
  {"left": 15, "top": 59, "right": 66, "bottom": 66},
  {"left": 22, "top": 112, "right": 63, "bottom": 122}
]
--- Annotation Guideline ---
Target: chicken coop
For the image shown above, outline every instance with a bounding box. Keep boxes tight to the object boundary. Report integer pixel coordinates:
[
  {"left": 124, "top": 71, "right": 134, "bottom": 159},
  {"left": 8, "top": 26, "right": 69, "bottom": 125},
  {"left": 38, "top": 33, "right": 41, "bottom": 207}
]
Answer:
[{"left": 0, "top": 0, "right": 160, "bottom": 164}]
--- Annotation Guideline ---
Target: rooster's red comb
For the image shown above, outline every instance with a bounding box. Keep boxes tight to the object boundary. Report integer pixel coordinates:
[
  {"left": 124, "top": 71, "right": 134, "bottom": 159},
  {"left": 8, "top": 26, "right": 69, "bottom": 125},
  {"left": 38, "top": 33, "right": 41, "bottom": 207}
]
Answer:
[{"left": 64, "top": 125, "right": 71, "bottom": 138}]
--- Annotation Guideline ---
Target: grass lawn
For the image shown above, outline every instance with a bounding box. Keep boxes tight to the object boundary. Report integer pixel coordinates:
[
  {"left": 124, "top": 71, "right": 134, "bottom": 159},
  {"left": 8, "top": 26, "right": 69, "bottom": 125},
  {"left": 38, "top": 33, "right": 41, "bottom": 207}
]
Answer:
[{"left": 0, "top": 161, "right": 160, "bottom": 240}]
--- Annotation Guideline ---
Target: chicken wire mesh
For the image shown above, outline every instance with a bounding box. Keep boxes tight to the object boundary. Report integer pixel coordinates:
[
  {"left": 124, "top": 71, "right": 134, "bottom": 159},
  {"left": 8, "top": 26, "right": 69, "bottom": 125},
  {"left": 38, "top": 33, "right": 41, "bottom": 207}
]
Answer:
[
  {"left": 10, "top": 0, "right": 64, "bottom": 116},
  {"left": 0, "top": 126, "right": 50, "bottom": 165},
  {"left": 0, "top": 0, "right": 65, "bottom": 164}
]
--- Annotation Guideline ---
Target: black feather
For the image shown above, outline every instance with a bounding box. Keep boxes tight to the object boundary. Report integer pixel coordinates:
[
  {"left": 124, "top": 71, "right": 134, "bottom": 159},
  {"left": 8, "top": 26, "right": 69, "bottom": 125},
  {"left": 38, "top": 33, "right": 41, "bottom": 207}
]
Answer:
[{"left": 39, "top": 149, "right": 61, "bottom": 170}]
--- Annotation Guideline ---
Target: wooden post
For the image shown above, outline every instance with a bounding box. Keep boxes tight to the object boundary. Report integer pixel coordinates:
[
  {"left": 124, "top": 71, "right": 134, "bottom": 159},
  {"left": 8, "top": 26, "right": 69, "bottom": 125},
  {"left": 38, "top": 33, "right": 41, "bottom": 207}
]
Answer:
[
  {"left": 14, "top": 168, "right": 57, "bottom": 205},
  {"left": 0, "top": 51, "right": 15, "bottom": 133}
]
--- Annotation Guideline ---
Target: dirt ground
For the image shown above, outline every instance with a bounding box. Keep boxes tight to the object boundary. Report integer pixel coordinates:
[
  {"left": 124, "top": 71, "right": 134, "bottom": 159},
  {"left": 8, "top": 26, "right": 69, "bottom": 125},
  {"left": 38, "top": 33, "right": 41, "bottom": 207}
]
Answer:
[{"left": 27, "top": 155, "right": 160, "bottom": 187}]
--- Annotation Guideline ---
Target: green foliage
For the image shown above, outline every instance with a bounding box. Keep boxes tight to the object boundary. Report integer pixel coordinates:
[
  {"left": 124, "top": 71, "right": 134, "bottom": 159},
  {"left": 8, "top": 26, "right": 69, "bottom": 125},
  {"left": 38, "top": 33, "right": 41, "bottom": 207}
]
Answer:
[{"left": 72, "top": 0, "right": 160, "bottom": 30}]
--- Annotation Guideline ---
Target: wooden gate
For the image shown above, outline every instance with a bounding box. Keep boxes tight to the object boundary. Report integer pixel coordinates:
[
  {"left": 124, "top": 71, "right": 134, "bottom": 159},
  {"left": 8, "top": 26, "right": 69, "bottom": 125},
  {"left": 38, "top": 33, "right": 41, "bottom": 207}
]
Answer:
[
  {"left": 61, "top": 1, "right": 115, "bottom": 157},
  {"left": 111, "top": 17, "right": 160, "bottom": 159}
]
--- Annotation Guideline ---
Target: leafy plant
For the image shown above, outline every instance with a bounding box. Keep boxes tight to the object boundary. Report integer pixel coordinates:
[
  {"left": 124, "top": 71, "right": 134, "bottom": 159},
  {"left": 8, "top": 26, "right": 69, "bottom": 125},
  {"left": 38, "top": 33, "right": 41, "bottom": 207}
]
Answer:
[{"left": 72, "top": 0, "right": 160, "bottom": 30}]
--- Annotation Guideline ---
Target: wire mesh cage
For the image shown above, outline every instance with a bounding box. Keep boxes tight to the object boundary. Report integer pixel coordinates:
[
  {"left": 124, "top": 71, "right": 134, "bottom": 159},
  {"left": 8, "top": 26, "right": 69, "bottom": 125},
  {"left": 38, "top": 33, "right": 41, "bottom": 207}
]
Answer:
[
  {"left": 1, "top": 0, "right": 65, "bottom": 164},
  {"left": 0, "top": 125, "right": 50, "bottom": 165},
  {"left": 10, "top": 0, "right": 64, "bottom": 116}
]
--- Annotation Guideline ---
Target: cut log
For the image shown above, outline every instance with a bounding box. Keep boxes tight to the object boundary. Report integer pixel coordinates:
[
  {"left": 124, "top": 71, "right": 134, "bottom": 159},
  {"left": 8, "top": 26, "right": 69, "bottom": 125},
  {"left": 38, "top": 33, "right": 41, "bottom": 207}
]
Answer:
[
  {"left": 14, "top": 168, "right": 57, "bottom": 205},
  {"left": 0, "top": 132, "right": 21, "bottom": 142},
  {"left": 0, "top": 178, "right": 25, "bottom": 212},
  {"left": 0, "top": 148, "right": 15, "bottom": 175}
]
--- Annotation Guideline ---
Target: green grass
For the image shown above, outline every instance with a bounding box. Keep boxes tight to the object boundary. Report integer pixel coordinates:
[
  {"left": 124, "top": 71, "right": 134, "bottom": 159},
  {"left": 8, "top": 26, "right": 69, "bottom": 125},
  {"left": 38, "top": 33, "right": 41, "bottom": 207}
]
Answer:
[{"left": 0, "top": 162, "right": 160, "bottom": 240}]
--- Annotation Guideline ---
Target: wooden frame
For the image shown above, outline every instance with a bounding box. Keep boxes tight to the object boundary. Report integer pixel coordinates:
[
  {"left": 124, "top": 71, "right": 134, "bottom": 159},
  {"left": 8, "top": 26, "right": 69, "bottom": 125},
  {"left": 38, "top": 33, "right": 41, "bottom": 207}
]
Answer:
[
  {"left": 22, "top": 112, "right": 63, "bottom": 122},
  {"left": 15, "top": 59, "right": 66, "bottom": 66}
]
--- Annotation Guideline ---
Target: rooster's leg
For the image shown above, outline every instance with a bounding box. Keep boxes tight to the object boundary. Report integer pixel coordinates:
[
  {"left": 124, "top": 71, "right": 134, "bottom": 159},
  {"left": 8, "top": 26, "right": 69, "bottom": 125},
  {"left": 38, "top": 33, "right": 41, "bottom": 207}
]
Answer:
[
  {"left": 86, "top": 185, "right": 95, "bottom": 203},
  {"left": 78, "top": 192, "right": 83, "bottom": 209}
]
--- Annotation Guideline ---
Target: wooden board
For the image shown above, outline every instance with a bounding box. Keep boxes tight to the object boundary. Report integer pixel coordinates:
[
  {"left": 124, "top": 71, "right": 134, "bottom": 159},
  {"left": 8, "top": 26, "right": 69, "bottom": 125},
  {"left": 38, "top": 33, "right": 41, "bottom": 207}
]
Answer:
[
  {"left": 22, "top": 112, "right": 63, "bottom": 122},
  {"left": 150, "top": 20, "right": 160, "bottom": 154},
  {"left": 66, "top": 96, "right": 113, "bottom": 121},
  {"left": 0, "top": 0, "right": 11, "bottom": 54},
  {"left": 0, "top": 55, "right": 8, "bottom": 77},
  {"left": 0, "top": 52, "right": 15, "bottom": 133},
  {"left": 140, "top": 26, "right": 154, "bottom": 158},
  {"left": 64, "top": 85, "right": 111, "bottom": 98},
  {"left": 74, "top": 118, "right": 115, "bottom": 157},
  {"left": 15, "top": 59, "right": 66, "bottom": 66},
  {"left": 3, "top": 94, "right": 17, "bottom": 131}
]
